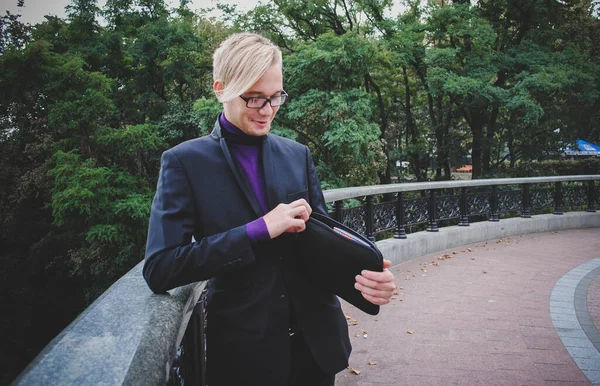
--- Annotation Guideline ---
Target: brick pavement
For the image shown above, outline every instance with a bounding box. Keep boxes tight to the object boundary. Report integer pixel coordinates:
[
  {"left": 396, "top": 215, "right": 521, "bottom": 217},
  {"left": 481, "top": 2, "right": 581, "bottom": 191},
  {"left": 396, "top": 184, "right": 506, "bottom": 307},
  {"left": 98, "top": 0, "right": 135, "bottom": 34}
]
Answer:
[{"left": 335, "top": 228, "right": 600, "bottom": 386}]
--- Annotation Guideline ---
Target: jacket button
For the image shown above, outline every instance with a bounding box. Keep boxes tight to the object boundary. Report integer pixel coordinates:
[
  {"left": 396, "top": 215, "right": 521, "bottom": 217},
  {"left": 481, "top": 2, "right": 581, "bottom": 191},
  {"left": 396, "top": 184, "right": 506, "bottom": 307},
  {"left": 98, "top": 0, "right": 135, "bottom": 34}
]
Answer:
[{"left": 279, "top": 294, "right": 286, "bottom": 301}]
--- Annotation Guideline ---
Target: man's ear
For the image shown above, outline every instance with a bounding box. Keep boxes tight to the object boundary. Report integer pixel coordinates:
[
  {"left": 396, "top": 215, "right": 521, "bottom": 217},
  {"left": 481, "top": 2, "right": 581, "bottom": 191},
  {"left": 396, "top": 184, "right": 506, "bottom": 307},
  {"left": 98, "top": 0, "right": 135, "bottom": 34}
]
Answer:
[{"left": 213, "top": 81, "right": 224, "bottom": 97}]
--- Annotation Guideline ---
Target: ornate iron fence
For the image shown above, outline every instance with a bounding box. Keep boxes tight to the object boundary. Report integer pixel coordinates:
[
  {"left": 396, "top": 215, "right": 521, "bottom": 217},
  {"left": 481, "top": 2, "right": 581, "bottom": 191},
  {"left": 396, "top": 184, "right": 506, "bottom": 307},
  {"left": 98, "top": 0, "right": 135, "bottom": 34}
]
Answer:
[{"left": 326, "top": 176, "right": 599, "bottom": 241}]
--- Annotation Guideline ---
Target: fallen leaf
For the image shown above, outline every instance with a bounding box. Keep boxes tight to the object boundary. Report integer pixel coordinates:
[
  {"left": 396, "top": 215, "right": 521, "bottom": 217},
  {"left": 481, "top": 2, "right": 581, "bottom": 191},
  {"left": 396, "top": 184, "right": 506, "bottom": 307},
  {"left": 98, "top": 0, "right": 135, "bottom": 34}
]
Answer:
[
  {"left": 407, "top": 330, "right": 414, "bottom": 334},
  {"left": 467, "top": 248, "right": 472, "bottom": 252},
  {"left": 368, "top": 360, "right": 377, "bottom": 365},
  {"left": 348, "top": 367, "right": 361, "bottom": 375}
]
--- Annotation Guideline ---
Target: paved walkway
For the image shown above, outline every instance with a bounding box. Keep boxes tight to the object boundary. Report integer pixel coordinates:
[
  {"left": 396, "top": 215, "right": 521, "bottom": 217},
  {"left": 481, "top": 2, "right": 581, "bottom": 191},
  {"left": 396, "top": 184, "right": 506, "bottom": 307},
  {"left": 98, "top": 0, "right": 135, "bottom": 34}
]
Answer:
[{"left": 335, "top": 227, "right": 600, "bottom": 386}]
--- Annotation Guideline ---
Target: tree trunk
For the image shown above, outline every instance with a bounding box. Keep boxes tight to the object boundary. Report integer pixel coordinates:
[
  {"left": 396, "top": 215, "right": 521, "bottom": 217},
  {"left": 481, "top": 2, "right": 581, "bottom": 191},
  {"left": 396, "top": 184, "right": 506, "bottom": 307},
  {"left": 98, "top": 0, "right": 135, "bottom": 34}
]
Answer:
[
  {"left": 482, "top": 103, "right": 499, "bottom": 176},
  {"left": 403, "top": 66, "right": 425, "bottom": 182},
  {"left": 365, "top": 73, "right": 391, "bottom": 184}
]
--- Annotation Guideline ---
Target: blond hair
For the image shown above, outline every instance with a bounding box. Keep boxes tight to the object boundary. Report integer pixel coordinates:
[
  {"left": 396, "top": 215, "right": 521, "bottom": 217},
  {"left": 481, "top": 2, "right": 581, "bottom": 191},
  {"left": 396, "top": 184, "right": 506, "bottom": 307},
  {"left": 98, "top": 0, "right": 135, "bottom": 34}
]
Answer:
[{"left": 213, "top": 33, "right": 282, "bottom": 103}]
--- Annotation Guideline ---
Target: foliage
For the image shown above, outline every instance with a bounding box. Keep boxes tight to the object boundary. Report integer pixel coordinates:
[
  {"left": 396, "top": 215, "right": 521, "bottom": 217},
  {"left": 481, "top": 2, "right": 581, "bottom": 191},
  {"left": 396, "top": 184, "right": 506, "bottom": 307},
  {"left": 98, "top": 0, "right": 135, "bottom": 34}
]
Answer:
[{"left": 496, "top": 158, "right": 600, "bottom": 177}]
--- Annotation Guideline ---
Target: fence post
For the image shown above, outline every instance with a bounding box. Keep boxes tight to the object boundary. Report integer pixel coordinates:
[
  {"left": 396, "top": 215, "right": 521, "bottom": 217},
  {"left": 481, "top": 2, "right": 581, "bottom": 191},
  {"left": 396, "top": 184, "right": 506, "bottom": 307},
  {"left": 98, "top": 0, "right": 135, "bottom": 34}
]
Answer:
[
  {"left": 333, "top": 200, "right": 344, "bottom": 222},
  {"left": 554, "top": 182, "right": 563, "bottom": 215},
  {"left": 365, "top": 195, "right": 375, "bottom": 241},
  {"left": 394, "top": 192, "right": 407, "bottom": 239},
  {"left": 427, "top": 190, "right": 439, "bottom": 232},
  {"left": 489, "top": 185, "right": 499, "bottom": 222},
  {"left": 521, "top": 183, "right": 531, "bottom": 218},
  {"left": 587, "top": 181, "right": 597, "bottom": 212},
  {"left": 459, "top": 187, "right": 469, "bottom": 226}
]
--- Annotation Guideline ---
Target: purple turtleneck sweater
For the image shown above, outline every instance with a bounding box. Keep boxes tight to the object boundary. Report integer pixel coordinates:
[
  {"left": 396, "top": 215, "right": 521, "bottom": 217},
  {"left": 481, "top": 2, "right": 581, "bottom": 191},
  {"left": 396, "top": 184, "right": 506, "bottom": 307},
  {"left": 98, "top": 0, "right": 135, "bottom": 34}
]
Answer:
[{"left": 219, "top": 113, "right": 271, "bottom": 244}]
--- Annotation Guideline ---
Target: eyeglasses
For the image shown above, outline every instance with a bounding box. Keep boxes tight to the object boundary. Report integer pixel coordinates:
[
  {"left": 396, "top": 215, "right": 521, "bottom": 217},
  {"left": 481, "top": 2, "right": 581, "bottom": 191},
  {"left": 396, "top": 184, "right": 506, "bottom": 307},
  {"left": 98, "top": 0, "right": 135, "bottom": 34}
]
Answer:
[{"left": 239, "top": 91, "right": 289, "bottom": 109}]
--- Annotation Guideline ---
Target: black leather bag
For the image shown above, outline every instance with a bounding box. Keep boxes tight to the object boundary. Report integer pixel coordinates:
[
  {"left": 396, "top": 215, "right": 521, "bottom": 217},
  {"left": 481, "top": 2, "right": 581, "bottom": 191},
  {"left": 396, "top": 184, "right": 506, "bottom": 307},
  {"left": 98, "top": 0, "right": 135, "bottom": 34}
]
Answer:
[{"left": 296, "top": 212, "right": 384, "bottom": 315}]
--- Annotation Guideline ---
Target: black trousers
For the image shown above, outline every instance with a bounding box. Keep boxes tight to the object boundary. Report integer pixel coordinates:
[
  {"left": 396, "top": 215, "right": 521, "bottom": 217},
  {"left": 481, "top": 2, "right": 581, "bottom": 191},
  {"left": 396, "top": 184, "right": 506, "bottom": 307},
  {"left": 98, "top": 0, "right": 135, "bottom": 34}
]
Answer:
[{"left": 287, "top": 328, "right": 335, "bottom": 386}]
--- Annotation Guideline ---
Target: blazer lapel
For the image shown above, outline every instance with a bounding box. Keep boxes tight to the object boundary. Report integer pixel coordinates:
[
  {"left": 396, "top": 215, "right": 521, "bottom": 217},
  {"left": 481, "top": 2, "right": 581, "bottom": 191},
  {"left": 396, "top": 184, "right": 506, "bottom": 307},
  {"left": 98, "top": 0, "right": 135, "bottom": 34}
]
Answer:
[
  {"left": 262, "top": 135, "right": 280, "bottom": 211},
  {"left": 213, "top": 121, "right": 264, "bottom": 218}
]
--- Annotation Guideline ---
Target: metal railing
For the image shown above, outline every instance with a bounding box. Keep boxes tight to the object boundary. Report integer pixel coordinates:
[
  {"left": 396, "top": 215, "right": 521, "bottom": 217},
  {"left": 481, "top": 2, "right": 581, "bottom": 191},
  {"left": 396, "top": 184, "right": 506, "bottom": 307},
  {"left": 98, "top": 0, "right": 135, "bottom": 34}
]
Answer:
[{"left": 324, "top": 175, "right": 599, "bottom": 241}]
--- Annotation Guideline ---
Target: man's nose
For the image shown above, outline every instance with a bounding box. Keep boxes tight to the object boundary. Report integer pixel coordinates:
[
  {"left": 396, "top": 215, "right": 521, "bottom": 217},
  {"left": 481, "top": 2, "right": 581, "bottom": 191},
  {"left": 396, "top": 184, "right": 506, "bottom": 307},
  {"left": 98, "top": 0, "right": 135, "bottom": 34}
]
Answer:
[{"left": 259, "top": 102, "right": 274, "bottom": 114}]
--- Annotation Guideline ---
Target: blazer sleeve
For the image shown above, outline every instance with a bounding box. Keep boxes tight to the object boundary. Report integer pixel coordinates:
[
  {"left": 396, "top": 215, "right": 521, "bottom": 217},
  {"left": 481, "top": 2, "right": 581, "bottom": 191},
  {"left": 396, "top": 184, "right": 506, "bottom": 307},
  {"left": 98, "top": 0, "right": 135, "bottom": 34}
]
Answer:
[
  {"left": 306, "top": 147, "right": 329, "bottom": 217},
  {"left": 143, "top": 149, "right": 256, "bottom": 293}
]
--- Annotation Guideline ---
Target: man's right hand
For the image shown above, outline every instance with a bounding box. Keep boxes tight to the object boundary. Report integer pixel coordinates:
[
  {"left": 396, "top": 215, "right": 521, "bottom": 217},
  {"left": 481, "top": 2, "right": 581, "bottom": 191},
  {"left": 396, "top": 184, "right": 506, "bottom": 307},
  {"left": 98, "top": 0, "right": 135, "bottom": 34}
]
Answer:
[{"left": 263, "top": 199, "right": 312, "bottom": 239}]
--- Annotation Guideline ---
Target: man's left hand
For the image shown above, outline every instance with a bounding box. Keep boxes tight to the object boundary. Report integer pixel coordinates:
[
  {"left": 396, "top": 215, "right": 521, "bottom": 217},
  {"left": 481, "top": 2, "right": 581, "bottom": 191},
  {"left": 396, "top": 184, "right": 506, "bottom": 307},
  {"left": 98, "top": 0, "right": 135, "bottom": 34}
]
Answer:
[{"left": 355, "top": 259, "right": 396, "bottom": 305}]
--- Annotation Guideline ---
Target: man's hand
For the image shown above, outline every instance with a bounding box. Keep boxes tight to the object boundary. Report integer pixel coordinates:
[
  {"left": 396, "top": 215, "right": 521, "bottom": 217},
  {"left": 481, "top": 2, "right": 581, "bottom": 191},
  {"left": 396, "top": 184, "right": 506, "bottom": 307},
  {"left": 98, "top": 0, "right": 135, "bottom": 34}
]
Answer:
[
  {"left": 263, "top": 199, "right": 312, "bottom": 239},
  {"left": 355, "top": 259, "right": 396, "bottom": 305}
]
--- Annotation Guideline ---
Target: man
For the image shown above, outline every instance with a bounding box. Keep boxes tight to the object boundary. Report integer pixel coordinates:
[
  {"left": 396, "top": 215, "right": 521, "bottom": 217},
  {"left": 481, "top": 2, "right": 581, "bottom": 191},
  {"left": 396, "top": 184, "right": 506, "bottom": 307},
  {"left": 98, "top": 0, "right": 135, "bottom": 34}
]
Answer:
[{"left": 143, "top": 32, "right": 396, "bottom": 386}]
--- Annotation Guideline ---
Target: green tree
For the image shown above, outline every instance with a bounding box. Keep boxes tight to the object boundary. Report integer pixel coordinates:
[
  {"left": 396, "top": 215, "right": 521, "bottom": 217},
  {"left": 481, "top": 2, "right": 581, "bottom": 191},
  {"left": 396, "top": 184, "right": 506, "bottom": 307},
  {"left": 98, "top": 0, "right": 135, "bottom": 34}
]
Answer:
[{"left": 282, "top": 32, "right": 386, "bottom": 187}]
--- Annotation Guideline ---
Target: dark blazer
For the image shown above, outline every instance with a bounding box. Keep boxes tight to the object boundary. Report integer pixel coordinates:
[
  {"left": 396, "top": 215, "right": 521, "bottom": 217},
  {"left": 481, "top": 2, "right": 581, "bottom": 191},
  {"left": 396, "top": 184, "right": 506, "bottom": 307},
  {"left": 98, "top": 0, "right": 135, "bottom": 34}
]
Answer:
[{"left": 144, "top": 119, "right": 351, "bottom": 386}]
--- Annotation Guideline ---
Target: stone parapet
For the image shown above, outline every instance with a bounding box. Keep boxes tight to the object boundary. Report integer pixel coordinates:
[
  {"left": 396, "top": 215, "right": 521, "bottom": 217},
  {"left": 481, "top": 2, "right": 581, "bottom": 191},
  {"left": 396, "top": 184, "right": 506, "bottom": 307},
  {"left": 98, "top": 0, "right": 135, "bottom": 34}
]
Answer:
[
  {"left": 377, "top": 212, "right": 600, "bottom": 266},
  {"left": 12, "top": 263, "right": 207, "bottom": 386}
]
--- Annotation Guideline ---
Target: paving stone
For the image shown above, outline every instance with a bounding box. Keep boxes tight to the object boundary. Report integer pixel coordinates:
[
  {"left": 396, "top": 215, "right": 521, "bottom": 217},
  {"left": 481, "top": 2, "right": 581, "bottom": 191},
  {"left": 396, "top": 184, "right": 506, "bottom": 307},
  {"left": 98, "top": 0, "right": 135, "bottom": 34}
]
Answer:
[
  {"left": 566, "top": 346, "right": 600, "bottom": 358},
  {"left": 561, "top": 336, "right": 597, "bottom": 348},
  {"left": 574, "top": 357, "right": 600, "bottom": 371},
  {"left": 583, "top": 370, "right": 600, "bottom": 385},
  {"left": 535, "top": 363, "right": 591, "bottom": 382}
]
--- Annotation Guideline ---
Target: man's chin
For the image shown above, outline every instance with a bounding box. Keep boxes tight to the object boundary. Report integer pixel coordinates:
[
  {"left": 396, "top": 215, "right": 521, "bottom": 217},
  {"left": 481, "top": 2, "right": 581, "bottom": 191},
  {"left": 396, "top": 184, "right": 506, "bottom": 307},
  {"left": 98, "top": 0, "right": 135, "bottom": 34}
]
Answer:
[{"left": 250, "top": 125, "right": 271, "bottom": 136}]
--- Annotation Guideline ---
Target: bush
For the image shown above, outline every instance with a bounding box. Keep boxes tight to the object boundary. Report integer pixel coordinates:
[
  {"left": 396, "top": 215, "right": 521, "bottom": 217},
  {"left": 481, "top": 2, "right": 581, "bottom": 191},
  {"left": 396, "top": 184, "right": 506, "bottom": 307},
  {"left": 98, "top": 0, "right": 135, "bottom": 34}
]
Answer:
[{"left": 497, "top": 158, "right": 600, "bottom": 177}]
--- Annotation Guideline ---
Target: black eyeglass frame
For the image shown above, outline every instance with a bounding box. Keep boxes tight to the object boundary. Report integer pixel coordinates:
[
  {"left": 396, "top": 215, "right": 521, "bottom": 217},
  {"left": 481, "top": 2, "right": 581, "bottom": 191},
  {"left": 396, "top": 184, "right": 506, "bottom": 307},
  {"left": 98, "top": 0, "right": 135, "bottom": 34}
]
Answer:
[{"left": 239, "top": 91, "right": 289, "bottom": 109}]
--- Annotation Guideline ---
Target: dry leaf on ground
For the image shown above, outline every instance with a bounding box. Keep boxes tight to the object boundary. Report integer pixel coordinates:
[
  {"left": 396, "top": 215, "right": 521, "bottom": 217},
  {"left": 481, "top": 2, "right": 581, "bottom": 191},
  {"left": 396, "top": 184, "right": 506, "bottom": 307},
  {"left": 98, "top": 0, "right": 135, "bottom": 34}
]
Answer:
[
  {"left": 368, "top": 360, "right": 377, "bottom": 365},
  {"left": 348, "top": 367, "right": 361, "bottom": 375}
]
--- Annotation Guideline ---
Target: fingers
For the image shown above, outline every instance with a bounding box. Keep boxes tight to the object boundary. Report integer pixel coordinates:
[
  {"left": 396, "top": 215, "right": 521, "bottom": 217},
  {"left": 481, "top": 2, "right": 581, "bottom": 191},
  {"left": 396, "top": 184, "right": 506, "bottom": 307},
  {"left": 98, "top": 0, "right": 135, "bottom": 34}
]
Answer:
[
  {"left": 289, "top": 198, "right": 312, "bottom": 218},
  {"left": 355, "top": 268, "right": 397, "bottom": 306},
  {"left": 289, "top": 204, "right": 310, "bottom": 221},
  {"left": 263, "top": 199, "right": 313, "bottom": 239},
  {"left": 360, "top": 292, "right": 392, "bottom": 306},
  {"left": 357, "top": 266, "right": 394, "bottom": 284}
]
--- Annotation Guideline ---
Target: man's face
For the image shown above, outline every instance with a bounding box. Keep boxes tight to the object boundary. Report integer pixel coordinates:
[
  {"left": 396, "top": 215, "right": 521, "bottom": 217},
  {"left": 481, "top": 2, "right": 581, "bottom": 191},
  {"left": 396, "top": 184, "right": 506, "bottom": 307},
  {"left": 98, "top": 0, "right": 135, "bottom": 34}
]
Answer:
[{"left": 220, "top": 64, "right": 283, "bottom": 137}]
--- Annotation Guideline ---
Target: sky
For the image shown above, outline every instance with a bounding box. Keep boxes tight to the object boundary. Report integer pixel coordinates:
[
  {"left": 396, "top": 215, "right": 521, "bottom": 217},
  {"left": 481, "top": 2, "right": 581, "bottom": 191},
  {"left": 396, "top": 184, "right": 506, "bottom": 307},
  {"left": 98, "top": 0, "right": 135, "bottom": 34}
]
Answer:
[
  {"left": 2, "top": 0, "right": 407, "bottom": 26},
  {"left": 0, "top": 0, "right": 261, "bottom": 24}
]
